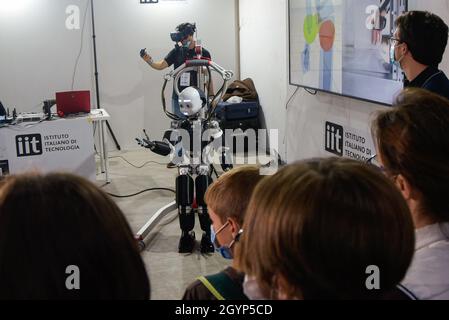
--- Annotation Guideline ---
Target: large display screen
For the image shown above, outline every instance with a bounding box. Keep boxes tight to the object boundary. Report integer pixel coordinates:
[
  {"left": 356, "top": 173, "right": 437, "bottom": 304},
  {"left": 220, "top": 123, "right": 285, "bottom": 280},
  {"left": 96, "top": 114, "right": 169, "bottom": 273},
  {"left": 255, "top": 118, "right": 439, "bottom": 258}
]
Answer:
[{"left": 289, "top": 0, "right": 408, "bottom": 105}]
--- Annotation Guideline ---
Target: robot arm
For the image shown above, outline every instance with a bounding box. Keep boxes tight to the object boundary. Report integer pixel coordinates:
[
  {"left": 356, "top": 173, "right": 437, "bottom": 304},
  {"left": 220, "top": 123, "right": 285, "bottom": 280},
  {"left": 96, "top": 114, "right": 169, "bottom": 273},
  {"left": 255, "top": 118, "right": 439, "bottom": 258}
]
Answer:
[{"left": 135, "top": 129, "right": 173, "bottom": 156}]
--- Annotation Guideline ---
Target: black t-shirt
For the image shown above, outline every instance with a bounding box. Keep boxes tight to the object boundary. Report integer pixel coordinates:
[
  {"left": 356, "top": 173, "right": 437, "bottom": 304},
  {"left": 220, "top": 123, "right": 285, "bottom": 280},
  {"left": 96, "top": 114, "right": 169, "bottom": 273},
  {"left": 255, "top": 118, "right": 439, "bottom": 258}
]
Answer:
[
  {"left": 164, "top": 46, "right": 212, "bottom": 95},
  {"left": 405, "top": 66, "right": 449, "bottom": 100}
]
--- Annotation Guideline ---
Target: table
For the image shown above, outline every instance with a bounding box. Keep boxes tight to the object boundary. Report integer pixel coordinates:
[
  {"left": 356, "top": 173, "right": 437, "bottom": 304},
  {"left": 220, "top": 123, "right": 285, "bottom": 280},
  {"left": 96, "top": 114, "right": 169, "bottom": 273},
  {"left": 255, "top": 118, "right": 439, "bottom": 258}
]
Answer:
[
  {"left": 0, "top": 109, "right": 110, "bottom": 182},
  {"left": 87, "top": 109, "right": 111, "bottom": 183}
]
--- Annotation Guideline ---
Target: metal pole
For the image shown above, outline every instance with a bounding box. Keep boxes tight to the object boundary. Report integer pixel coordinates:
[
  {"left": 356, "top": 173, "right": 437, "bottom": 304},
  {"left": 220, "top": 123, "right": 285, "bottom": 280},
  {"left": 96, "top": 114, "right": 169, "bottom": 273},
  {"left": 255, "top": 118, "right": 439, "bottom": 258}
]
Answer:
[{"left": 91, "top": 0, "right": 121, "bottom": 150}]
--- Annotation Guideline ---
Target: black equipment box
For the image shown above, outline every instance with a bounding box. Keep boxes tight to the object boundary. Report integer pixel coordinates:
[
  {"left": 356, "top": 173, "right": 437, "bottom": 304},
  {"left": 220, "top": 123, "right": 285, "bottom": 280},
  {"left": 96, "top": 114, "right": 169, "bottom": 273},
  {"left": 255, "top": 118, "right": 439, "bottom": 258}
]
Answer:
[{"left": 213, "top": 101, "right": 260, "bottom": 130}]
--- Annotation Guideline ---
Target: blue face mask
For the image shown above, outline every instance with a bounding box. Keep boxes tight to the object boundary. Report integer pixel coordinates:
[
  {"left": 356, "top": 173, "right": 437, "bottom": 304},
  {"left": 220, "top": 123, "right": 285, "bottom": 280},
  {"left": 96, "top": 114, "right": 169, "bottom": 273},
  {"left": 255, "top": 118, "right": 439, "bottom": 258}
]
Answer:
[
  {"left": 390, "top": 43, "right": 404, "bottom": 67},
  {"left": 210, "top": 223, "right": 234, "bottom": 260}
]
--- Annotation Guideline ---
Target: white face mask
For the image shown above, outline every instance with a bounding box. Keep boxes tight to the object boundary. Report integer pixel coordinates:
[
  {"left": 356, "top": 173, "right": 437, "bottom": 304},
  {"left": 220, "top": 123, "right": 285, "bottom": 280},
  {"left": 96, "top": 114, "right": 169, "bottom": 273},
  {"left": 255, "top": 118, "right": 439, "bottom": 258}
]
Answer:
[{"left": 243, "top": 275, "right": 267, "bottom": 300}]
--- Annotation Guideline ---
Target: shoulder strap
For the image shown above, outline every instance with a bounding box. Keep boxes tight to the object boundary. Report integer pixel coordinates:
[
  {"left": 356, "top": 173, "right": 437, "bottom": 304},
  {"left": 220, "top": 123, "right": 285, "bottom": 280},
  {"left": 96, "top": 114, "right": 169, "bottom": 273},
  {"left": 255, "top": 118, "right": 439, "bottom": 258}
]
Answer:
[
  {"left": 396, "top": 284, "right": 419, "bottom": 300},
  {"left": 197, "top": 272, "right": 248, "bottom": 301}
]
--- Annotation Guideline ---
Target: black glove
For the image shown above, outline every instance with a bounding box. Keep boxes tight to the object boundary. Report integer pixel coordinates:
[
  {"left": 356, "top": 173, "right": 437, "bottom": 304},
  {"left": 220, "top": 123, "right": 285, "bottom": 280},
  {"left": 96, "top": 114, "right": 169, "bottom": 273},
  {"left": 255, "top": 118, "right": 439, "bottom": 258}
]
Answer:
[{"left": 140, "top": 48, "right": 147, "bottom": 58}]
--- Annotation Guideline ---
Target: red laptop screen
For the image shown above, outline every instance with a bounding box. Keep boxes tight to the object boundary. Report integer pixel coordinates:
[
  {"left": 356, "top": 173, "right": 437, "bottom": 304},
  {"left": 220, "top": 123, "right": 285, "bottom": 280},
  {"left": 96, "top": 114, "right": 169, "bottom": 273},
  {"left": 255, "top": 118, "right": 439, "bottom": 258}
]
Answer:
[{"left": 56, "top": 91, "right": 91, "bottom": 116}]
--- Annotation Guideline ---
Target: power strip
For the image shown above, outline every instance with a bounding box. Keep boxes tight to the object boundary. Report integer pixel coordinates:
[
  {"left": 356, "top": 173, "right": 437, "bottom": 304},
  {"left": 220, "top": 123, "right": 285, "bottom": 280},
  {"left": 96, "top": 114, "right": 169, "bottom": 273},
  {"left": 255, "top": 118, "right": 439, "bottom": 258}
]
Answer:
[{"left": 15, "top": 113, "right": 46, "bottom": 123}]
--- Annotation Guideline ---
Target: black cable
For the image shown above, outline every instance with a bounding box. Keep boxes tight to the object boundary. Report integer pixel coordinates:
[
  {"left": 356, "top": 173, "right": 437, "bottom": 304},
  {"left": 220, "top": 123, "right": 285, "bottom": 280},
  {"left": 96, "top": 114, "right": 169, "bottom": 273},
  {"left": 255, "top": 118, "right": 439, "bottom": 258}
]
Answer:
[
  {"left": 109, "top": 156, "right": 166, "bottom": 169},
  {"left": 91, "top": 133, "right": 166, "bottom": 168},
  {"left": 304, "top": 88, "right": 318, "bottom": 95},
  {"left": 71, "top": 0, "right": 90, "bottom": 90},
  {"left": 286, "top": 86, "right": 301, "bottom": 109},
  {"left": 106, "top": 187, "right": 175, "bottom": 199}
]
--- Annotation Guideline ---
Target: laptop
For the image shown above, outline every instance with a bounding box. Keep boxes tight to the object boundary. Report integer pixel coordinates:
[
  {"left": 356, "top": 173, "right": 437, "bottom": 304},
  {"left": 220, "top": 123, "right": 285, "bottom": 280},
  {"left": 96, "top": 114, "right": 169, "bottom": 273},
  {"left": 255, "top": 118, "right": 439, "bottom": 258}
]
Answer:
[{"left": 55, "top": 91, "right": 91, "bottom": 117}]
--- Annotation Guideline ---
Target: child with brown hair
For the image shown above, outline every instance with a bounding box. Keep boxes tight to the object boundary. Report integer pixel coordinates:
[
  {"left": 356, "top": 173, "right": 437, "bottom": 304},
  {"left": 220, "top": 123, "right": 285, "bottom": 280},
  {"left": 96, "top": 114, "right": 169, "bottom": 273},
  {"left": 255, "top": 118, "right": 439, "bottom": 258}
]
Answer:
[
  {"left": 372, "top": 88, "right": 449, "bottom": 299},
  {"left": 0, "top": 173, "right": 150, "bottom": 300},
  {"left": 182, "top": 166, "right": 264, "bottom": 300},
  {"left": 236, "top": 158, "right": 415, "bottom": 300}
]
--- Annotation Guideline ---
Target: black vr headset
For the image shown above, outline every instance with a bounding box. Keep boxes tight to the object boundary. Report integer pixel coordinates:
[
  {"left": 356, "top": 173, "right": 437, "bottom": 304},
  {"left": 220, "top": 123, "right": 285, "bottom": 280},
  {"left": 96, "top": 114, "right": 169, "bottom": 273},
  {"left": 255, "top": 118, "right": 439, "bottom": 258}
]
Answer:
[{"left": 170, "top": 23, "right": 196, "bottom": 42}]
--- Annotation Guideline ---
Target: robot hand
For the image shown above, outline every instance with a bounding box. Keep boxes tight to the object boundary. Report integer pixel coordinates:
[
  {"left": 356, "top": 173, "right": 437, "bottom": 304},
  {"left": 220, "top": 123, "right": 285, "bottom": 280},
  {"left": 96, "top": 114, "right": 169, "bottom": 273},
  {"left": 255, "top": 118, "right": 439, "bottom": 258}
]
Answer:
[{"left": 136, "top": 138, "right": 172, "bottom": 156}]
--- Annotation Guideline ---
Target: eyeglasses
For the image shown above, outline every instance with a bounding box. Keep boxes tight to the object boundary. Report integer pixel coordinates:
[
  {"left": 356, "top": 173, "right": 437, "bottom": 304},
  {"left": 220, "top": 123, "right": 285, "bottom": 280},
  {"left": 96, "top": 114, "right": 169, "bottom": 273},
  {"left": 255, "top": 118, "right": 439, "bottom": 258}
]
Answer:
[
  {"left": 366, "top": 154, "right": 384, "bottom": 171},
  {"left": 389, "top": 37, "right": 403, "bottom": 47}
]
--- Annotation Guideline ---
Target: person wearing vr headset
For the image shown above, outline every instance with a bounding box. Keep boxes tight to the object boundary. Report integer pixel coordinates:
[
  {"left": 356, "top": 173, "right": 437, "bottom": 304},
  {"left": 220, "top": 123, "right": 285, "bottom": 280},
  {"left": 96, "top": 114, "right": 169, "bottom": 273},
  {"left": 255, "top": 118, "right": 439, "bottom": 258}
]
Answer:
[
  {"left": 140, "top": 22, "right": 214, "bottom": 114},
  {"left": 141, "top": 22, "right": 214, "bottom": 168}
]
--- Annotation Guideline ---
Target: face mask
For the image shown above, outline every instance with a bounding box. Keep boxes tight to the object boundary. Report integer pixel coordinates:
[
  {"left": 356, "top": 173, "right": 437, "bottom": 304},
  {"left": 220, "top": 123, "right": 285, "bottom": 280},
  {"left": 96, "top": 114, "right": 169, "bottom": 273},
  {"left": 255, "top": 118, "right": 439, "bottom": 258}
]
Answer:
[
  {"left": 182, "top": 40, "right": 191, "bottom": 48},
  {"left": 210, "top": 223, "right": 234, "bottom": 260},
  {"left": 390, "top": 43, "right": 405, "bottom": 67},
  {"left": 243, "top": 275, "right": 267, "bottom": 300}
]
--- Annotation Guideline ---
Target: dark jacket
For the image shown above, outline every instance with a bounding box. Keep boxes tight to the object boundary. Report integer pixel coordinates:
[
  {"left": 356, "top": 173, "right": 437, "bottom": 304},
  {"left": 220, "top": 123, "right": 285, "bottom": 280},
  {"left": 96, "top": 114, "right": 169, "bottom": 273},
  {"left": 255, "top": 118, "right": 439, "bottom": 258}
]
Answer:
[
  {"left": 223, "top": 78, "right": 259, "bottom": 102},
  {"left": 405, "top": 66, "right": 449, "bottom": 100},
  {"left": 182, "top": 267, "right": 248, "bottom": 300}
]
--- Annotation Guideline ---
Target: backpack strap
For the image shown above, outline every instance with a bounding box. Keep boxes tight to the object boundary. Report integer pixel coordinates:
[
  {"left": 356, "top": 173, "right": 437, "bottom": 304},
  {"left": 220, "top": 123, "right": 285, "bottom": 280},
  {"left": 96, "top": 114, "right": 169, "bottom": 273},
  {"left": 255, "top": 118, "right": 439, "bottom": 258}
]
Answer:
[
  {"left": 396, "top": 284, "right": 419, "bottom": 300},
  {"left": 197, "top": 272, "right": 248, "bottom": 301}
]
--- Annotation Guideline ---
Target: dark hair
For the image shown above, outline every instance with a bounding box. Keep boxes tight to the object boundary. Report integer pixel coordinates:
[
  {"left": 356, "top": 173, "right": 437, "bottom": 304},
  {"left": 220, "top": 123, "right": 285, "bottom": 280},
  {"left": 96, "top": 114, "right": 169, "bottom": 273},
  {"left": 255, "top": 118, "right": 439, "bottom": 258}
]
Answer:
[
  {"left": 0, "top": 173, "right": 150, "bottom": 300},
  {"left": 176, "top": 22, "right": 196, "bottom": 36},
  {"left": 205, "top": 166, "right": 264, "bottom": 225},
  {"left": 396, "top": 11, "right": 449, "bottom": 67},
  {"left": 236, "top": 158, "right": 415, "bottom": 300},
  {"left": 373, "top": 88, "right": 449, "bottom": 222}
]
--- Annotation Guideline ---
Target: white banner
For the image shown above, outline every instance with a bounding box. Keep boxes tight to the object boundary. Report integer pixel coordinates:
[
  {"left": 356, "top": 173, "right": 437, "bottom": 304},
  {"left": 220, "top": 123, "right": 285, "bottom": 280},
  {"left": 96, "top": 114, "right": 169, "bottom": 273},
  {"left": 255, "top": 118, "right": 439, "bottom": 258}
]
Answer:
[
  {"left": 0, "top": 117, "right": 95, "bottom": 180},
  {"left": 324, "top": 121, "right": 375, "bottom": 162}
]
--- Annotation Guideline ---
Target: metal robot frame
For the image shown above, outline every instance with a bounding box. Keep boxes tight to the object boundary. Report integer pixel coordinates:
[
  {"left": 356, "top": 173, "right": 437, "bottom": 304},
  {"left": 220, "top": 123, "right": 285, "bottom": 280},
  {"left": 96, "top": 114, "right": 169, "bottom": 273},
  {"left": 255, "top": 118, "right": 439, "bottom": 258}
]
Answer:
[{"left": 136, "top": 48, "right": 234, "bottom": 253}]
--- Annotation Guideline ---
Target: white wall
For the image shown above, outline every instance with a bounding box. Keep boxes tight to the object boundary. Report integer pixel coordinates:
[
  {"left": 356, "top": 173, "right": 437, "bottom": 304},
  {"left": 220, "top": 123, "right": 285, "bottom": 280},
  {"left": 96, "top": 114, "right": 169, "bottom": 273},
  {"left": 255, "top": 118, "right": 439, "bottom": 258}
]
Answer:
[
  {"left": 239, "top": 0, "right": 289, "bottom": 157},
  {"left": 0, "top": 0, "right": 93, "bottom": 112},
  {"left": 0, "top": 0, "right": 238, "bottom": 150},
  {"left": 95, "top": 0, "right": 238, "bottom": 149},
  {"left": 239, "top": 0, "right": 449, "bottom": 163}
]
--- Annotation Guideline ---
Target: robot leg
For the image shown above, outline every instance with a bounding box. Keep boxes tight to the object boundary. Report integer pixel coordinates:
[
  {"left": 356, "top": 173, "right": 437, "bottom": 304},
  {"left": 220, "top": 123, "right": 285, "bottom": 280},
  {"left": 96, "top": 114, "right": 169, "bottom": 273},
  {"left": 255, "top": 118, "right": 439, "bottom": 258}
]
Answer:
[
  {"left": 220, "top": 147, "right": 234, "bottom": 172},
  {"left": 196, "top": 166, "right": 214, "bottom": 253},
  {"left": 176, "top": 167, "right": 196, "bottom": 253}
]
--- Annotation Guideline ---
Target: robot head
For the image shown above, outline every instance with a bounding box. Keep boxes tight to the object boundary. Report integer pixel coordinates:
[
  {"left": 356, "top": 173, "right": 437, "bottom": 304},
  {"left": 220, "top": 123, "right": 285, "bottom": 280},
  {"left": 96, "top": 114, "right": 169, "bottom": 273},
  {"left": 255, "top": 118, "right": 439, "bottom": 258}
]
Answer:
[{"left": 178, "top": 87, "right": 206, "bottom": 117}]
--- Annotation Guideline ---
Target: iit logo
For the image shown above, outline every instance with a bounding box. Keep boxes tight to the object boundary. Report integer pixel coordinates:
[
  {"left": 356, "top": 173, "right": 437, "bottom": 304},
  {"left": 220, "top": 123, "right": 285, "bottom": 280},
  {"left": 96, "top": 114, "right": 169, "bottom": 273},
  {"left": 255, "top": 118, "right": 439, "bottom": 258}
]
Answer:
[
  {"left": 325, "top": 122, "right": 343, "bottom": 157},
  {"left": 16, "top": 134, "right": 43, "bottom": 157}
]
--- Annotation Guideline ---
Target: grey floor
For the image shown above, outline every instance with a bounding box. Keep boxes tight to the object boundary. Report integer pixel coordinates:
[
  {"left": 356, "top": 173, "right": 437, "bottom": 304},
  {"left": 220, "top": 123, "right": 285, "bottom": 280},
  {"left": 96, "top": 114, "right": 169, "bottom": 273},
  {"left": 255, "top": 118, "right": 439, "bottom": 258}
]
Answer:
[{"left": 96, "top": 150, "right": 231, "bottom": 300}]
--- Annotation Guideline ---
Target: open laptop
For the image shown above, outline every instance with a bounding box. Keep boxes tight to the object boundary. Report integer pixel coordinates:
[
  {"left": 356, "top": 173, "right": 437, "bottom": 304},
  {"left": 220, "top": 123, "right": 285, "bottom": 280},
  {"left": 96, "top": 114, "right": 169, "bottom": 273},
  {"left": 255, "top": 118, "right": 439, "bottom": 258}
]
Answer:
[{"left": 55, "top": 91, "right": 91, "bottom": 117}]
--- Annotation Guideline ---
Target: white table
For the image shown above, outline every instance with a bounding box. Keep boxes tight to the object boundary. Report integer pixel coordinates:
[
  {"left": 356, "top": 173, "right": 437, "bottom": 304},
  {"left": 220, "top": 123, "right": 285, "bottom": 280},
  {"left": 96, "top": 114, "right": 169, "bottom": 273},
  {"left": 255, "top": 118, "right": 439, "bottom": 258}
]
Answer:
[
  {"left": 0, "top": 109, "right": 111, "bottom": 182},
  {"left": 87, "top": 109, "right": 111, "bottom": 183}
]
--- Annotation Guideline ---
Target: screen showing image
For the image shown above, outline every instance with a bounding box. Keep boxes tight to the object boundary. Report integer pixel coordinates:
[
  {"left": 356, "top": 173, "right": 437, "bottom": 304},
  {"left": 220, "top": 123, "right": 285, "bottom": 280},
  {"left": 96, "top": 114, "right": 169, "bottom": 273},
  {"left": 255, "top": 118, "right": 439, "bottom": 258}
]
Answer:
[{"left": 289, "top": 0, "right": 408, "bottom": 105}]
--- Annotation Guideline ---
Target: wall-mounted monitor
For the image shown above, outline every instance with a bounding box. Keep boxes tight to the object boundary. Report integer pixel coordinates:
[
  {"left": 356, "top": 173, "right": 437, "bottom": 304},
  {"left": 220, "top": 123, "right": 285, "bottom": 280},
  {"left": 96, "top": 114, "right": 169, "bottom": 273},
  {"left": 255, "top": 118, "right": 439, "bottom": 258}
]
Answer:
[{"left": 289, "top": 0, "right": 408, "bottom": 105}]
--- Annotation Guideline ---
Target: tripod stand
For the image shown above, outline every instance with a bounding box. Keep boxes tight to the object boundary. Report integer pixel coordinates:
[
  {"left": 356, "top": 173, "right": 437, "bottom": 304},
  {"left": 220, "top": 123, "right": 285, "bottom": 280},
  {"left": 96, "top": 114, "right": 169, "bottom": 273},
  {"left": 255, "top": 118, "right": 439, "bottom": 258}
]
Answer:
[{"left": 90, "top": 0, "right": 121, "bottom": 151}]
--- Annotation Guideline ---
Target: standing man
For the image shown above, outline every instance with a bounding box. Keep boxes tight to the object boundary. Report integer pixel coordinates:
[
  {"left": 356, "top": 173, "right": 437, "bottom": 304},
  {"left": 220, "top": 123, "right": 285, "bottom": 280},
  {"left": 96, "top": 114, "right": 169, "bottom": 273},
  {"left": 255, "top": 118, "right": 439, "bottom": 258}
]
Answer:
[
  {"left": 391, "top": 11, "right": 449, "bottom": 99},
  {"left": 141, "top": 22, "right": 213, "bottom": 168}
]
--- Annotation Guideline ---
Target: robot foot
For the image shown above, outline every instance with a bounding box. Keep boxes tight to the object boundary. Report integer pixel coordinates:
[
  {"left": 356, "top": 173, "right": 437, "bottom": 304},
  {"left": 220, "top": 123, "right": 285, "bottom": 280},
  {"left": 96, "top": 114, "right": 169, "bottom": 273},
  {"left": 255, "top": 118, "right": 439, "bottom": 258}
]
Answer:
[
  {"left": 179, "top": 231, "right": 196, "bottom": 253},
  {"left": 200, "top": 232, "right": 215, "bottom": 254}
]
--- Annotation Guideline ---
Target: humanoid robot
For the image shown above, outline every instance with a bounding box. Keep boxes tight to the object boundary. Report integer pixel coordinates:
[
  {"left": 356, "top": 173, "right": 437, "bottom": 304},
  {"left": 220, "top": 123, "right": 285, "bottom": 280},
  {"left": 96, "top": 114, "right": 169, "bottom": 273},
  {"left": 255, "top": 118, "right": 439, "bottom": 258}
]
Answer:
[{"left": 137, "top": 43, "right": 234, "bottom": 253}]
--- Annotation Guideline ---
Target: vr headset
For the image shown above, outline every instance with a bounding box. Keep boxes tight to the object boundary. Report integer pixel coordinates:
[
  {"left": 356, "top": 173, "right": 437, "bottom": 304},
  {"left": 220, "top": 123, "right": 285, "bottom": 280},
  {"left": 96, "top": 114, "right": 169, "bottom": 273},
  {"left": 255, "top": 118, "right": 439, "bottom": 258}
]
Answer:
[{"left": 170, "top": 23, "right": 196, "bottom": 42}]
